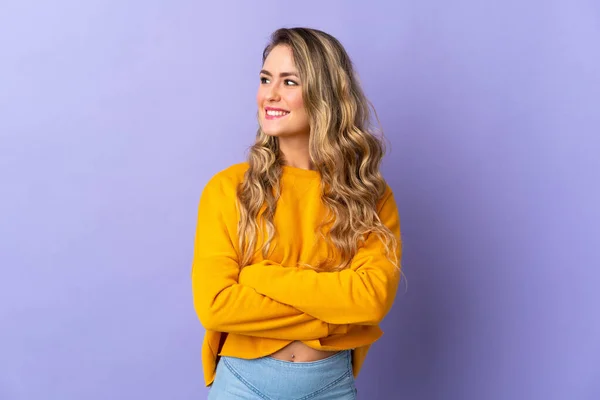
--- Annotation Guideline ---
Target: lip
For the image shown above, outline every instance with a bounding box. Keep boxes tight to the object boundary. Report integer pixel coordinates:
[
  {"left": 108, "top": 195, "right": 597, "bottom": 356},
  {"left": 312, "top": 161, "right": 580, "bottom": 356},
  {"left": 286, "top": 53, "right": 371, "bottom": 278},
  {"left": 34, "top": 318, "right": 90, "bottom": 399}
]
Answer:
[{"left": 264, "top": 106, "right": 290, "bottom": 120}]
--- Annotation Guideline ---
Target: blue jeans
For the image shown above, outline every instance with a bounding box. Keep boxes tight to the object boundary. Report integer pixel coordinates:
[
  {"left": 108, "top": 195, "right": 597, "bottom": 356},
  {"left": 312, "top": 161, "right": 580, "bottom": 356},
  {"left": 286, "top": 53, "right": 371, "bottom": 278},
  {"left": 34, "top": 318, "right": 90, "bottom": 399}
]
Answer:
[{"left": 207, "top": 350, "right": 358, "bottom": 399}]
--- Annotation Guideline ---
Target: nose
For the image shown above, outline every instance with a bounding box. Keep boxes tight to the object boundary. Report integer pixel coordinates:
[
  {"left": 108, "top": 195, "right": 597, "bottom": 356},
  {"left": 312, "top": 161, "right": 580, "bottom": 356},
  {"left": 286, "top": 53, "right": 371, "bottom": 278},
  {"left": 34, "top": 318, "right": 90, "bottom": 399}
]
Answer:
[{"left": 266, "top": 83, "right": 280, "bottom": 102}]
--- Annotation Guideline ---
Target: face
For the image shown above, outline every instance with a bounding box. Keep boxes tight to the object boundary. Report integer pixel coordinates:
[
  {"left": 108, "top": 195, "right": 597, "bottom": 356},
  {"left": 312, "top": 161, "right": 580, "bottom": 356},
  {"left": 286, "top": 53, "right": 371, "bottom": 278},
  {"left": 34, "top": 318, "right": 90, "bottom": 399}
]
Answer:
[{"left": 257, "top": 45, "right": 310, "bottom": 139}]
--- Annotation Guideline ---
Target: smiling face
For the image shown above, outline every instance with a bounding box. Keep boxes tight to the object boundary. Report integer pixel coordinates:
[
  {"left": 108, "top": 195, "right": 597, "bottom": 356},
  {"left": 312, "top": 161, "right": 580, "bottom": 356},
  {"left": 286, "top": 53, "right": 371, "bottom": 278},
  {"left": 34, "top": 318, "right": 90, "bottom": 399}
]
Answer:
[{"left": 256, "top": 45, "right": 310, "bottom": 140}]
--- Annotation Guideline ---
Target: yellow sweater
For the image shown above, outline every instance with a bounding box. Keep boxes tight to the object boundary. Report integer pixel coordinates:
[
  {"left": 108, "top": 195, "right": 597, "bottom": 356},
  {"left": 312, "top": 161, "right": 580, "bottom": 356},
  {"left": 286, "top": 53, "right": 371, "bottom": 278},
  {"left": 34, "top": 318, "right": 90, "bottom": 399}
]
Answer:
[{"left": 191, "top": 163, "right": 402, "bottom": 386}]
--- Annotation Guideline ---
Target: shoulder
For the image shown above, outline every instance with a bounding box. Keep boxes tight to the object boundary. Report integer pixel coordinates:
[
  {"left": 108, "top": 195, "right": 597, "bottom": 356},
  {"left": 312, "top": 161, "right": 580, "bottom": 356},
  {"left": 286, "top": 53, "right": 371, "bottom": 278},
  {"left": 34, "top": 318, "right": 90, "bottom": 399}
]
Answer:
[
  {"left": 210, "top": 162, "right": 249, "bottom": 185},
  {"left": 376, "top": 183, "right": 396, "bottom": 212},
  {"left": 378, "top": 180, "right": 394, "bottom": 202},
  {"left": 202, "top": 162, "right": 249, "bottom": 196}
]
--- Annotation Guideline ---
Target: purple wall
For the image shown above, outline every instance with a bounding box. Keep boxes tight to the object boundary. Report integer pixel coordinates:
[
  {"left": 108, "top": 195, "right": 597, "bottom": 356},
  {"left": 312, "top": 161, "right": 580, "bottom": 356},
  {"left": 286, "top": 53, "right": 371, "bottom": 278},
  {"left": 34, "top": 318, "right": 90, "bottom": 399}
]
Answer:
[{"left": 1, "top": 1, "right": 598, "bottom": 399}]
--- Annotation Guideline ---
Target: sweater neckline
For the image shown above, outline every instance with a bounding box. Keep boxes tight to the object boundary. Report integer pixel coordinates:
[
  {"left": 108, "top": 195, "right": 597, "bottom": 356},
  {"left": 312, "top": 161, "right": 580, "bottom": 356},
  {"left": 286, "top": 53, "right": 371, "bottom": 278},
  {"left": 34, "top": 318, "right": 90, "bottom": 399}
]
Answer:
[{"left": 281, "top": 165, "right": 320, "bottom": 179}]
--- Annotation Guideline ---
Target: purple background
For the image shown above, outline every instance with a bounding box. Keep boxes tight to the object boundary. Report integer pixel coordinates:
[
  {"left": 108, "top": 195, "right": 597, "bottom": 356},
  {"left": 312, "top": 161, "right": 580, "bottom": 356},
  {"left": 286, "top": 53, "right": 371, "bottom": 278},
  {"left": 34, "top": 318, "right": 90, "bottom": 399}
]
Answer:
[{"left": 1, "top": 1, "right": 599, "bottom": 399}]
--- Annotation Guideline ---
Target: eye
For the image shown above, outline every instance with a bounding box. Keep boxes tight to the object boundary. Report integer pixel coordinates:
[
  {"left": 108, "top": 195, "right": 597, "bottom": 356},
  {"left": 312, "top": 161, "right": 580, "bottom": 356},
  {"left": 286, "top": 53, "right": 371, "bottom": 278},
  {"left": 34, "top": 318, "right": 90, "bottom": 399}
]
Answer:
[
  {"left": 260, "top": 76, "right": 270, "bottom": 84},
  {"left": 284, "top": 79, "right": 298, "bottom": 86}
]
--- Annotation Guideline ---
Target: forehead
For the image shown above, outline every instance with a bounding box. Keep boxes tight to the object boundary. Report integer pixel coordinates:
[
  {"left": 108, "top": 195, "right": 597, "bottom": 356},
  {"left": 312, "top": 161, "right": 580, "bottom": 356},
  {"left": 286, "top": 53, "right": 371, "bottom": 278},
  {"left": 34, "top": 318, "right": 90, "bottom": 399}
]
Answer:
[{"left": 263, "top": 45, "right": 297, "bottom": 71}]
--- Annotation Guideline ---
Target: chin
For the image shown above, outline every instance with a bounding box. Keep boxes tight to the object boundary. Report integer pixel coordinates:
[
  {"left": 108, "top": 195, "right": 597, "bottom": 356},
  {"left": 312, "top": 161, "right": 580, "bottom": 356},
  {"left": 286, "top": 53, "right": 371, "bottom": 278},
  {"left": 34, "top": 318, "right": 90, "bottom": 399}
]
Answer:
[
  {"left": 260, "top": 124, "right": 308, "bottom": 139},
  {"left": 262, "top": 130, "right": 281, "bottom": 137},
  {"left": 260, "top": 127, "right": 288, "bottom": 137}
]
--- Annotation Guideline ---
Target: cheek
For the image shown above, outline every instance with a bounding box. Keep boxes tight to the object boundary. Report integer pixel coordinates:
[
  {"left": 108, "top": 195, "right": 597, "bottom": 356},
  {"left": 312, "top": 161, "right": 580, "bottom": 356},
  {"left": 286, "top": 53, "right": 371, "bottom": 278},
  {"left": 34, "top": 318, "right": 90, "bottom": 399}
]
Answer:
[{"left": 288, "top": 92, "right": 305, "bottom": 112}]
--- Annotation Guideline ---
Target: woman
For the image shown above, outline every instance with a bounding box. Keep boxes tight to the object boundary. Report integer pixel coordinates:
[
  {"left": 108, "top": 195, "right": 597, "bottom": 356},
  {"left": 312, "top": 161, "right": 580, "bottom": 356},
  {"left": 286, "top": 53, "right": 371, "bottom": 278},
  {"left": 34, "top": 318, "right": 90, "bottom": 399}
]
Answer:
[{"left": 192, "top": 27, "right": 402, "bottom": 399}]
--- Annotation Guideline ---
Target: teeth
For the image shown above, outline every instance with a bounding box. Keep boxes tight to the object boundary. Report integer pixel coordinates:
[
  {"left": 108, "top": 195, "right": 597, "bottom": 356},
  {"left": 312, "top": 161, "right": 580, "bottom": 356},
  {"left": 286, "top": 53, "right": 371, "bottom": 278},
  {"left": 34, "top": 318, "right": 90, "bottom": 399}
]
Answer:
[{"left": 266, "top": 110, "right": 289, "bottom": 116}]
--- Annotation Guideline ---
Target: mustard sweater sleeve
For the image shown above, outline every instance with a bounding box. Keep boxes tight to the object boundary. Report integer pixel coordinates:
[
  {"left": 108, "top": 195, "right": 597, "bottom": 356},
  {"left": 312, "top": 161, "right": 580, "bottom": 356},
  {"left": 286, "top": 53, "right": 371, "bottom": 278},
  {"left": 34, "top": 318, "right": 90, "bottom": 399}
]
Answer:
[
  {"left": 191, "top": 174, "right": 339, "bottom": 340},
  {"left": 238, "top": 189, "right": 402, "bottom": 326}
]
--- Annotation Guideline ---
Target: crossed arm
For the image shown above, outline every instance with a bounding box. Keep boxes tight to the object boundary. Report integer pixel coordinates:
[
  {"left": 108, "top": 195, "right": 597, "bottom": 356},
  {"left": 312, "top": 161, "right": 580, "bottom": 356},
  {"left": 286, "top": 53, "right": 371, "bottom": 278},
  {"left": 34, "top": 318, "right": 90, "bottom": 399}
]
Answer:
[{"left": 191, "top": 175, "right": 401, "bottom": 340}]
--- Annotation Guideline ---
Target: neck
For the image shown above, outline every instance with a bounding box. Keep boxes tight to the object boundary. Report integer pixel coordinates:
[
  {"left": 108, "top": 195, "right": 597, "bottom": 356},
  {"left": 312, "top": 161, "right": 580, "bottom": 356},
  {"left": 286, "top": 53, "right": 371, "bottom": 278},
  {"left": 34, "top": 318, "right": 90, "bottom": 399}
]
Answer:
[{"left": 278, "top": 134, "right": 313, "bottom": 170}]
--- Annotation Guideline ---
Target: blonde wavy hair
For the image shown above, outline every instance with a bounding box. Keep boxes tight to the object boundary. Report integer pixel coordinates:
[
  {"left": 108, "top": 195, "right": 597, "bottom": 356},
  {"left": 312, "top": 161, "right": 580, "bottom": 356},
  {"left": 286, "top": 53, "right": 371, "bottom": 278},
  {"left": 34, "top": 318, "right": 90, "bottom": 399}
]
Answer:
[{"left": 237, "top": 27, "right": 398, "bottom": 271}]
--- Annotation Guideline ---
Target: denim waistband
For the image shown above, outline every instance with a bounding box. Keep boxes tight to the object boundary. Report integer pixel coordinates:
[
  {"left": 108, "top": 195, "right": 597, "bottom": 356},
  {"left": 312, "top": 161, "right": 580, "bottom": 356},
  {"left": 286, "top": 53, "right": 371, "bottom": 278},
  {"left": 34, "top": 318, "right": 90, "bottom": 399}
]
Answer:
[{"left": 210, "top": 350, "right": 356, "bottom": 399}]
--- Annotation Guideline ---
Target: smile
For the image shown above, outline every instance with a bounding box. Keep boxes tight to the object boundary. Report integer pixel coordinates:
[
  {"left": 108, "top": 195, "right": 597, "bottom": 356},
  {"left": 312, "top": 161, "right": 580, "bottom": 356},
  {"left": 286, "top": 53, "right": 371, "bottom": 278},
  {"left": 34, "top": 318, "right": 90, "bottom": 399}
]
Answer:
[{"left": 266, "top": 110, "right": 290, "bottom": 117}]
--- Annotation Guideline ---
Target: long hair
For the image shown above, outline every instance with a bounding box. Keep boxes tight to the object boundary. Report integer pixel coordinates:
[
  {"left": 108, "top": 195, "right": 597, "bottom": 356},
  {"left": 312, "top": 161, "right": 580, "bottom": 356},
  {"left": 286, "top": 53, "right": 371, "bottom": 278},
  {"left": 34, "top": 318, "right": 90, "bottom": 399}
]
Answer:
[{"left": 237, "top": 27, "right": 398, "bottom": 271}]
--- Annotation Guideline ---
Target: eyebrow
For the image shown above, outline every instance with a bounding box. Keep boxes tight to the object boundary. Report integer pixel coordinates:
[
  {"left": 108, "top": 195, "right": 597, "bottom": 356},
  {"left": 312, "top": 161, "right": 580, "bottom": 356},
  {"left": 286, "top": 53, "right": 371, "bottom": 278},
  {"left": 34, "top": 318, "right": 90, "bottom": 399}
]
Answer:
[{"left": 260, "top": 69, "right": 299, "bottom": 78}]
